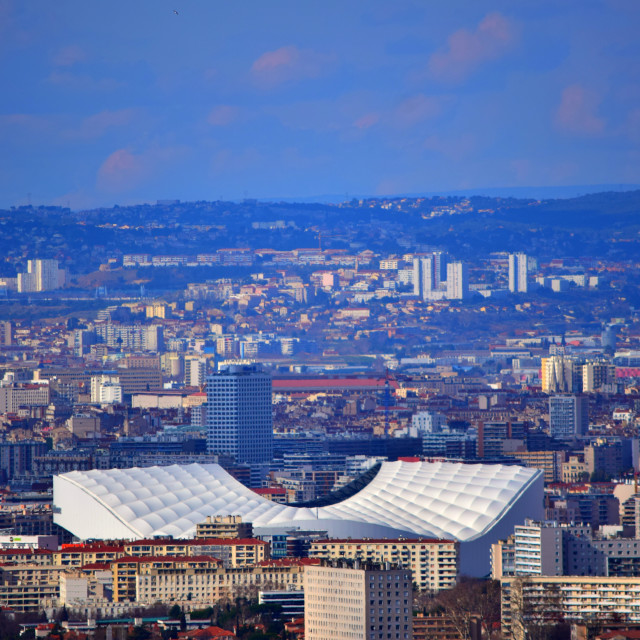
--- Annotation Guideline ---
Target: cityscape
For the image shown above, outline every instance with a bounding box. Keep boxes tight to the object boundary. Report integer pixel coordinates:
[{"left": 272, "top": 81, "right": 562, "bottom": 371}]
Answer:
[{"left": 2, "top": 1, "right": 640, "bottom": 640}]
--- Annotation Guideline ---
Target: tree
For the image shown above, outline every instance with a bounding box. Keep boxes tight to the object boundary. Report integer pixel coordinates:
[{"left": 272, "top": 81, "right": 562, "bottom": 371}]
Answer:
[
  {"left": 168, "top": 604, "right": 182, "bottom": 620},
  {"left": 435, "top": 577, "right": 500, "bottom": 640}
]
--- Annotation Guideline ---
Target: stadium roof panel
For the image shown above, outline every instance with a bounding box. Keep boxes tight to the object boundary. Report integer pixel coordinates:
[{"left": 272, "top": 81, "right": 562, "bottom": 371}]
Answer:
[{"left": 54, "top": 460, "right": 542, "bottom": 575}]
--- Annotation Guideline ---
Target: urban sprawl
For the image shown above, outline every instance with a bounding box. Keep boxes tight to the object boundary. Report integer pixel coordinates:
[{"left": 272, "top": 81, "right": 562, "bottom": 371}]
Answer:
[{"left": 1, "top": 195, "right": 640, "bottom": 640}]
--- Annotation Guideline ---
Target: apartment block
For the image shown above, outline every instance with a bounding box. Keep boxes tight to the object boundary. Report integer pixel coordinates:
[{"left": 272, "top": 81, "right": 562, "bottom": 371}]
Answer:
[
  {"left": 195, "top": 515, "right": 253, "bottom": 540},
  {"left": 502, "top": 576, "right": 640, "bottom": 640},
  {"left": 309, "top": 538, "right": 458, "bottom": 592},
  {"left": 304, "top": 560, "right": 413, "bottom": 640}
]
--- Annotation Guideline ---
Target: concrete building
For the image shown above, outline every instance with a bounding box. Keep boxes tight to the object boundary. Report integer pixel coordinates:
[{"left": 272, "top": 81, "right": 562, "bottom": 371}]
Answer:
[
  {"left": 432, "top": 251, "right": 449, "bottom": 287},
  {"left": 0, "top": 383, "right": 51, "bottom": 413},
  {"left": 582, "top": 361, "right": 616, "bottom": 392},
  {"left": 309, "top": 538, "right": 458, "bottom": 593},
  {"left": 17, "top": 259, "right": 65, "bottom": 293},
  {"left": 508, "top": 253, "right": 528, "bottom": 293},
  {"left": 195, "top": 515, "right": 253, "bottom": 540},
  {"left": 185, "top": 357, "right": 207, "bottom": 388},
  {"left": 502, "top": 576, "right": 640, "bottom": 640},
  {"left": 413, "top": 257, "right": 435, "bottom": 301},
  {"left": 446, "top": 262, "right": 469, "bottom": 300},
  {"left": 206, "top": 364, "right": 273, "bottom": 464},
  {"left": 549, "top": 395, "right": 589, "bottom": 439},
  {"left": 304, "top": 560, "right": 413, "bottom": 640}
]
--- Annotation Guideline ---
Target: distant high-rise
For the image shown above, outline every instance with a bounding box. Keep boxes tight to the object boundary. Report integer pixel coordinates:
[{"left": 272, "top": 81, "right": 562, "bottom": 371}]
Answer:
[
  {"left": 186, "top": 357, "right": 207, "bottom": 387},
  {"left": 206, "top": 364, "right": 273, "bottom": 464},
  {"left": 433, "top": 251, "right": 449, "bottom": 287},
  {"left": 446, "top": 261, "right": 469, "bottom": 300},
  {"left": 304, "top": 561, "right": 413, "bottom": 640},
  {"left": 412, "top": 256, "right": 435, "bottom": 300},
  {"left": 17, "top": 259, "right": 66, "bottom": 293},
  {"left": 549, "top": 395, "right": 589, "bottom": 439},
  {"left": 508, "top": 253, "right": 528, "bottom": 293}
]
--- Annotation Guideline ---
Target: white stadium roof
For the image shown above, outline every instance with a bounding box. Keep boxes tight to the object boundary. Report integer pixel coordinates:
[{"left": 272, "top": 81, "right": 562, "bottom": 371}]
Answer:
[{"left": 54, "top": 460, "right": 543, "bottom": 575}]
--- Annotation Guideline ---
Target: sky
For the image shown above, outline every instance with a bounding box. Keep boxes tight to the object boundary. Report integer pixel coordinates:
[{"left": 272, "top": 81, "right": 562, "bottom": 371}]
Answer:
[{"left": 1, "top": 0, "right": 639, "bottom": 209}]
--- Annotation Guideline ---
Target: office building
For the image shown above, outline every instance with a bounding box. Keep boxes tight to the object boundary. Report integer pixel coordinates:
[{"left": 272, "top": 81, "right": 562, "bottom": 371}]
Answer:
[
  {"left": 508, "top": 253, "right": 528, "bottom": 293},
  {"left": 304, "top": 560, "right": 413, "bottom": 640},
  {"left": 206, "top": 364, "right": 273, "bottom": 464},
  {"left": 446, "top": 261, "right": 468, "bottom": 300},
  {"left": 549, "top": 395, "right": 589, "bottom": 439}
]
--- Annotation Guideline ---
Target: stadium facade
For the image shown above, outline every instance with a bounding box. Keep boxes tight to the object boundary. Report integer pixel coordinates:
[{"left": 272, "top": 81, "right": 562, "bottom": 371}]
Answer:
[{"left": 53, "top": 460, "right": 543, "bottom": 575}]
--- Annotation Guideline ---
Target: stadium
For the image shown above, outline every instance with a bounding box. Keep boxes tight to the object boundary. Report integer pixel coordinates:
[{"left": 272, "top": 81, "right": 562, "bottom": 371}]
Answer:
[{"left": 53, "top": 460, "right": 543, "bottom": 575}]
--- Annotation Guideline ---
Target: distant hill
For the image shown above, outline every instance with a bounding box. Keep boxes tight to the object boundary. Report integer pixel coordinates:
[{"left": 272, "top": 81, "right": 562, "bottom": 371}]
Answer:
[{"left": 263, "top": 183, "right": 640, "bottom": 204}]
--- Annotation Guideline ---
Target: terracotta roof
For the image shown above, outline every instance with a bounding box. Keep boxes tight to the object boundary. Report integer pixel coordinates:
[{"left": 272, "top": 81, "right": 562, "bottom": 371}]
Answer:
[
  {"left": 314, "top": 537, "right": 456, "bottom": 545},
  {"left": 113, "top": 555, "right": 220, "bottom": 564},
  {"left": 126, "top": 537, "right": 266, "bottom": 547}
]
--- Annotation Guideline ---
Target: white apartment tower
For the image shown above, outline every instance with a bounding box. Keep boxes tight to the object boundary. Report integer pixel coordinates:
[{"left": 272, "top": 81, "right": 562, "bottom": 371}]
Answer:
[
  {"left": 433, "top": 251, "right": 449, "bottom": 286},
  {"left": 185, "top": 357, "right": 207, "bottom": 388},
  {"left": 508, "top": 253, "right": 528, "bottom": 293},
  {"left": 412, "top": 257, "right": 435, "bottom": 300},
  {"left": 205, "top": 364, "right": 273, "bottom": 464},
  {"left": 304, "top": 561, "right": 413, "bottom": 640},
  {"left": 446, "top": 261, "right": 469, "bottom": 300},
  {"left": 17, "top": 259, "right": 66, "bottom": 293}
]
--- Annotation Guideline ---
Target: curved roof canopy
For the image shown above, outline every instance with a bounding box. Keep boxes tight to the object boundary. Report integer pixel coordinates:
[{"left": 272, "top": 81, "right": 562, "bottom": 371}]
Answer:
[{"left": 54, "top": 460, "right": 542, "bottom": 544}]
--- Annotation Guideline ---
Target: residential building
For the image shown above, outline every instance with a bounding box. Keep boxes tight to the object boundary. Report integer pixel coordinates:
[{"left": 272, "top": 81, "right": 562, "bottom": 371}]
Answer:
[
  {"left": 185, "top": 357, "right": 207, "bottom": 388},
  {"left": 195, "top": 515, "right": 253, "bottom": 540},
  {"left": 582, "top": 361, "right": 616, "bottom": 392},
  {"left": 446, "top": 262, "right": 469, "bottom": 300},
  {"left": 549, "top": 395, "right": 589, "bottom": 439},
  {"left": 413, "top": 257, "right": 435, "bottom": 301},
  {"left": 17, "top": 259, "right": 65, "bottom": 293},
  {"left": 502, "top": 576, "right": 640, "bottom": 640},
  {"left": 508, "top": 253, "right": 528, "bottom": 293},
  {"left": 309, "top": 538, "right": 458, "bottom": 592},
  {"left": 304, "top": 560, "right": 413, "bottom": 640}
]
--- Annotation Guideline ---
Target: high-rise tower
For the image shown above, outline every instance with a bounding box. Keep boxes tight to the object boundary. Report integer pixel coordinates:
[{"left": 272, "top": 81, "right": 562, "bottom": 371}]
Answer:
[
  {"left": 205, "top": 364, "right": 273, "bottom": 464},
  {"left": 446, "top": 261, "right": 469, "bottom": 300},
  {"left": 508, "top": 253, "right": 528, "bottom": 293},
  {"left": 412, "top": 256, "right": 435, "bottom": 300}
]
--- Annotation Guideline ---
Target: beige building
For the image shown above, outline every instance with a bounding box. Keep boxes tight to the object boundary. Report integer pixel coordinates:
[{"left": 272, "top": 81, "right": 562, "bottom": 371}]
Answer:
[
  {"left": 309, "top": 538, "right": 458, "bottom": 593},
  {"left": 0, "top": 384, "right": 50, "bottom": 413},
  {"left": 0, "top": 563, "right": 65, "bottom": 612},
  {"left": 304, "top": 561, "right": 413, "bottom": 640},
  {"left": 112, "top": 555, "right": 310, "bottom": 604},
  {"left": 503, "top": 450, "right": 564, "bottom": 484},
  {"left": 561, "top": 455, "right": 587, "bottom": 483},
  {"left": 195, "top": 515, "right": 253, "bottom": 540},
  {"left": 502, "top": 576, "right": 640, "bottom": 639},
  {"left": 123, "top": 538, "right": 268, "bottom": 568}
]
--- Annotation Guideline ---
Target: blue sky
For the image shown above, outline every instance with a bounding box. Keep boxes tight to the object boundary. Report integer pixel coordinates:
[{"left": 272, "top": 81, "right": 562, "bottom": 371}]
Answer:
[{"left": 1, "top": 0, "right": 639, "bottom": 209}]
